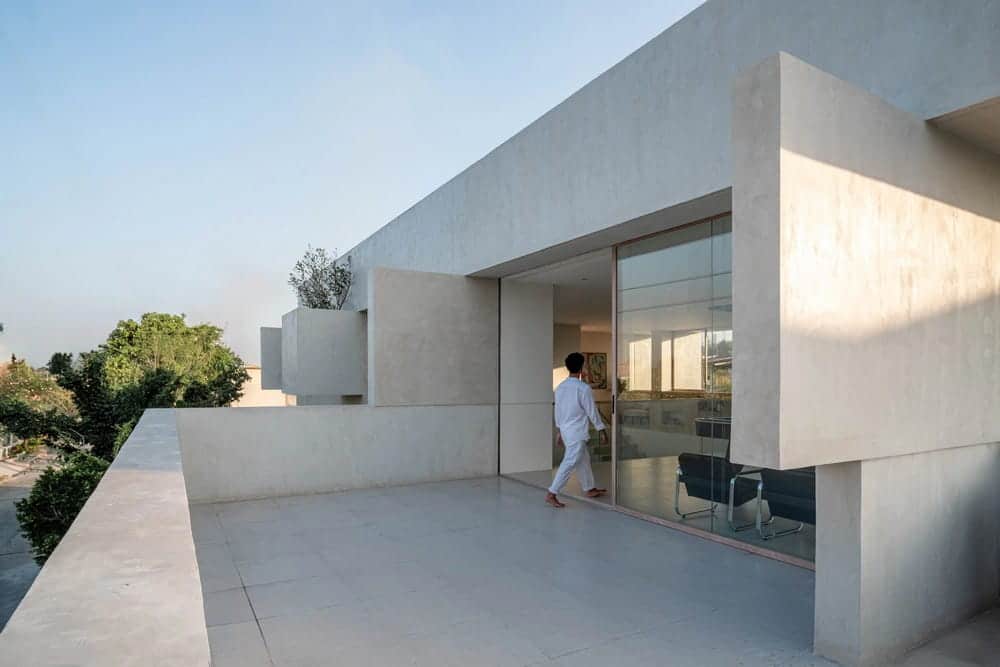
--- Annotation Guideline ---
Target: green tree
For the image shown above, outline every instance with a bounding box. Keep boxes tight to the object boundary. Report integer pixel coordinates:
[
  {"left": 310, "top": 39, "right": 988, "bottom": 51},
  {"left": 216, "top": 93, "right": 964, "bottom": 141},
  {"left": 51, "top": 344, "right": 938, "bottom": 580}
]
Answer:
[
  {"left": 16, "top": 313, "right": 249, "bottom": 563},
  {"left": 0, "top": 359, "right": 81, "bottom": 449},
  {"left": 101, "top": 313, "right": 249, "bottom": 407},
  {"left": 14, "top": 453, "right": 110, "bottom": 564},
  {"left": 0, "top": 358, "right": 77, "bottom": 416},
  {"left": 49, "top": 352, "right": 121, "bottom": 459}
]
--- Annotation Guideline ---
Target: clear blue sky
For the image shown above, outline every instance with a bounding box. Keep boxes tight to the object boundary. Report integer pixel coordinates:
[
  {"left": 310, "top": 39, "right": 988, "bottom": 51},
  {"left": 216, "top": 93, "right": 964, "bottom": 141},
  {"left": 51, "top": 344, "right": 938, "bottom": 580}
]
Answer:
[{"left": 1, "top": 0, "right": 702, "bottom": 366}]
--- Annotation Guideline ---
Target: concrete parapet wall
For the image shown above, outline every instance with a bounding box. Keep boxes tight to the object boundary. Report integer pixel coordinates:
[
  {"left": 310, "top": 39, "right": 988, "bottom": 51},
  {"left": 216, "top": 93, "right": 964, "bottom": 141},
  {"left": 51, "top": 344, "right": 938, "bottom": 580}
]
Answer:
[
  {"left": 176, "top": 404, "right": 498, "bottom": 503},
  {"left": 0, "top": 410, "right": 210, "bottom": 666}
]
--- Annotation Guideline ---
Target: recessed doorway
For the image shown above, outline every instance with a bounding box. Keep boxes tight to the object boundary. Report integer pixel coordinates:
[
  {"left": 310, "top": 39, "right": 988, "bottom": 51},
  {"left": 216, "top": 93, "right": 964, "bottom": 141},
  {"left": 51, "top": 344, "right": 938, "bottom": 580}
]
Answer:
[{"left": 500, "top": 249, "right": 613, "bottom": 503}]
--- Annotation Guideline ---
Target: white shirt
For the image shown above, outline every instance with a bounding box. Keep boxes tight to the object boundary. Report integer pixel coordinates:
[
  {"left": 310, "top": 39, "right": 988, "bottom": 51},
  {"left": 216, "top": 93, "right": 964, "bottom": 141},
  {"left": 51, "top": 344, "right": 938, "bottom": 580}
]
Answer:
[{"left": 554, "top": 376, "right": 606, "bottom": 444}]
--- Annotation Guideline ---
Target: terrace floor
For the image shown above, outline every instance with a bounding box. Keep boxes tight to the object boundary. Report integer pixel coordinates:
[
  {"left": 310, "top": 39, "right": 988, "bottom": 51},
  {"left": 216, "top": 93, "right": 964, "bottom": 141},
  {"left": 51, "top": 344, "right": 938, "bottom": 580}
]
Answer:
[{"left": 189, "top": 477, "right": 995, "bottom": 666}]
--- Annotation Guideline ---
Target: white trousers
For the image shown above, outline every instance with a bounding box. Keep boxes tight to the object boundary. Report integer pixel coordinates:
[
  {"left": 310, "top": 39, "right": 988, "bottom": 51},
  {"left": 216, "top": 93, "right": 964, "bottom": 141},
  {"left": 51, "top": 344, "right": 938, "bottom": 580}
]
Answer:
[{"left": 548, "top": 439, "right": 595, "bottom": 495}]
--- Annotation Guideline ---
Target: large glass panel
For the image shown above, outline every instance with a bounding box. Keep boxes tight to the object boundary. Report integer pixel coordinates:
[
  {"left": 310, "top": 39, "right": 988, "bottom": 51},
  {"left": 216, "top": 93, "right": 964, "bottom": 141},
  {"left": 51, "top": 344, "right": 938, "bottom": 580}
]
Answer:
[{"left": 614, "top": 214, "right": 814, "bottom": 561}]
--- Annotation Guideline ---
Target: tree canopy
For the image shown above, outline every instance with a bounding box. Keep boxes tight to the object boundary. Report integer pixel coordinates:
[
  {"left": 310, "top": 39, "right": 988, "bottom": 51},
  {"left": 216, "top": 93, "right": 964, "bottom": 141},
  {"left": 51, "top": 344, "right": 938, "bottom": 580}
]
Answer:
[
  {"left": 8, "top": 312, "right": 250, "bottom": 564},
  {"left": 0, "top": 357, "right": 77, "bottom": 417},
  {"left": 101, "top": 313, "right": 249, "bottom": 408},
  {"left": 0, "top": 358, "right": 80, "bottom": 446},
  {"left": 46, "top": 313, "right": 249, "bottom": 459}
]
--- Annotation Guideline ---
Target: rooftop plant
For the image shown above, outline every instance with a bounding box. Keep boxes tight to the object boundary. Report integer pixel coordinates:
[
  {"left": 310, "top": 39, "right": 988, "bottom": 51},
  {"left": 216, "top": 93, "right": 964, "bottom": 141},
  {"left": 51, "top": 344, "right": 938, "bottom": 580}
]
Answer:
[{"left": 288, "top": 245, "right": 352, "bottom": 310}]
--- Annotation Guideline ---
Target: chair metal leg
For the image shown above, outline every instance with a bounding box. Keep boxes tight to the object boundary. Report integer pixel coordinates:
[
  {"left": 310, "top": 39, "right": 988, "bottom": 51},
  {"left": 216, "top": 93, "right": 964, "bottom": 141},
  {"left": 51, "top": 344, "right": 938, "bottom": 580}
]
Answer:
[
  {"left": 674, "top": 466, "right": 714, "bottom": 520},
  {"left": 727, "top": 476, "right": 755, "bottom": 532},
  {"left": 754, "top": 479, "right": 800, "bottom": 540},
  {"left": 760, "top": 521, "right": 805, "bottom": 540}
]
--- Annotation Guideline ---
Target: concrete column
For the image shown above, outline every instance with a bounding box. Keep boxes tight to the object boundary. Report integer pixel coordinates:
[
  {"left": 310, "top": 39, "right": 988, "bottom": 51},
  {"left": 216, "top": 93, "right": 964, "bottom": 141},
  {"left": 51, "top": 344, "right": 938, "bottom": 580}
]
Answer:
[
  {"left": 816, "top": 445, "right": 1000, "bottom": 665},
  {"left": 499, "top": 281, "right": 554, "bottom": 475}
]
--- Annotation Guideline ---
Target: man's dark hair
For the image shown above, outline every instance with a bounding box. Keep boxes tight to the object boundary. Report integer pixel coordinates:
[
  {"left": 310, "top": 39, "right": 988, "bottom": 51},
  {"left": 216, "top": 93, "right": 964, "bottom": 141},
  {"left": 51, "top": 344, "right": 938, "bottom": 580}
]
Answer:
[{"left": 565, "top": 352, "right": 585, "bottom": 374}]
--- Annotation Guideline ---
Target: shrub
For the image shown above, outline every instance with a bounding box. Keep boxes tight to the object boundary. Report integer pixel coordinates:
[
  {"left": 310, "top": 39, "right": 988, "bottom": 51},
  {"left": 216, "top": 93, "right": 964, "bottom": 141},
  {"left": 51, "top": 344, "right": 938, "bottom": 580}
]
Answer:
[{"left": 15, "top": 453, "right": 110, "bottom": 564}]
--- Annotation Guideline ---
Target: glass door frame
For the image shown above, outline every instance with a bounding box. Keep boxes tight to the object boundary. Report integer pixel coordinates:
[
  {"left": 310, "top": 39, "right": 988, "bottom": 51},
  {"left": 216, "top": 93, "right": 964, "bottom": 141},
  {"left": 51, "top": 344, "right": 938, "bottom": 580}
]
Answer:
[
  {"left": 605, "top": 212, "right": 813, "bottom": 563},
  {"left": 609, "top": 214, "right": 725, "bottom": 513},
  {"left": 609, "top": 244, "right": 618, "bottom": 507}
]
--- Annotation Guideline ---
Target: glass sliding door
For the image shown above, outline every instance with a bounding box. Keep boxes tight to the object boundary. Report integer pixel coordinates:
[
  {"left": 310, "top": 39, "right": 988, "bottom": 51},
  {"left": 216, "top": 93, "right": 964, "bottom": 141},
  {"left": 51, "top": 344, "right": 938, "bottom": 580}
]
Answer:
[
  {"left": 615, "top": 218, "right": 725, "bottom": 526},
  {"left": 613, "top": 214, "right": 814, "bottom": 561}
]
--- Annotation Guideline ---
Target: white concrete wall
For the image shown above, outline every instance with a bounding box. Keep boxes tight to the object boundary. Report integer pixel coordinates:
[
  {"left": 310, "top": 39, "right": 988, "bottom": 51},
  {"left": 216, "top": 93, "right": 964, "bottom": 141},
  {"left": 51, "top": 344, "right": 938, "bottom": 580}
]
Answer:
[
  {"left": 367, "top": 267, "right": 498, "bottom": 407},
  {"left": 732, "top": 52, "right": 1000, "bottom": 666},
  {"left": 733, "top": 52, "right": 1000, "bottom": 470},
  {"left": 815, "top": 444, "right": 1000, "bottom": 666},
  {"left": 176, "top": 405, "right": 498, "bottom": 503},
  {"left": 341, "top": 0, "right": 1000, "bottom": 299},
  {"left": 0, "top": 410, "right": 210, "bottom": 666},
  {"left": 281, "top": 307, "right": 366, "bottom": 400},
  {"left": 259, "top": 326, "right": 282, "bottom": 390},
  {"left": 499, "top": 282, "right": 554, "bottom": 474}
]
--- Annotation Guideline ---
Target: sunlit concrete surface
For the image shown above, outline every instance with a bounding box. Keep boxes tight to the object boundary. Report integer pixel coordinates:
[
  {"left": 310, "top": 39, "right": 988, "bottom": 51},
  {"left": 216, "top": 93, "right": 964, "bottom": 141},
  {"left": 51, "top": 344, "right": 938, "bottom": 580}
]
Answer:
[{"left": 192, "top": 477, "right": 830, "bottom": 666}]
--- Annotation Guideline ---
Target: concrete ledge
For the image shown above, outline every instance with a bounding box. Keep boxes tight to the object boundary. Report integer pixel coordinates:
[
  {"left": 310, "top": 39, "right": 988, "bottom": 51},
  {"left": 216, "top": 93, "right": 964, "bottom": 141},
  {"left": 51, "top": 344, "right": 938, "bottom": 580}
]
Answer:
[{"left": 0, "top": 409, "right": 210, "bottom": 666}]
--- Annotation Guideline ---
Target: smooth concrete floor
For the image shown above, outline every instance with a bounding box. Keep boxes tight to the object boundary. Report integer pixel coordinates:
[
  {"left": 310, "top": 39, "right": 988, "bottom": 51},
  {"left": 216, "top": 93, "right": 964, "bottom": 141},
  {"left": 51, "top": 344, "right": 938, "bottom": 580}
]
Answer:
[
  {"left": 509, "top": 457, "right": 816, "bottom": 562},
  {"left": 191, "top": 477, "right": 830, "bottom": 666},
  {"left": 0, "top": 471, "right": 41, "bottom": 631}
]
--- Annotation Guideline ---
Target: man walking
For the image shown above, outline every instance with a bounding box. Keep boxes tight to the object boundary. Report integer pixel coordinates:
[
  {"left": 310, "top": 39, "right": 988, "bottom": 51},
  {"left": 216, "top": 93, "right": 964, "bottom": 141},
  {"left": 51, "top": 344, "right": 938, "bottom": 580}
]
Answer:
[{"left": 546, "top": 352, "right": 608, "bottom": 508}]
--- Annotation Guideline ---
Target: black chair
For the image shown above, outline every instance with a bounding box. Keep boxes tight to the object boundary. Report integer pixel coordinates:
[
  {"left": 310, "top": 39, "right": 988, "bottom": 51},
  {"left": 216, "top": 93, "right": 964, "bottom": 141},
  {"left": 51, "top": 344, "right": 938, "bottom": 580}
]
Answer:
[
  {"left": 755, "top": 467, "right": 816, "bottom": 539},
  {"left": 675, "top": 417, "right": 758, "bottom": 521},
  {"left": 675, "top": 452, "right": 758, "bottom": 520}
]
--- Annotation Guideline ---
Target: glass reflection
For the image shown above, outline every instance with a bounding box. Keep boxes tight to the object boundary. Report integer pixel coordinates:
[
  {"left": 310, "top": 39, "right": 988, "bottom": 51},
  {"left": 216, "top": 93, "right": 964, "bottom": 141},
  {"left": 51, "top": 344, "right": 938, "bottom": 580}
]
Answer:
[{"left": 614, "top": 215, "right": 814, "bottom": 561}]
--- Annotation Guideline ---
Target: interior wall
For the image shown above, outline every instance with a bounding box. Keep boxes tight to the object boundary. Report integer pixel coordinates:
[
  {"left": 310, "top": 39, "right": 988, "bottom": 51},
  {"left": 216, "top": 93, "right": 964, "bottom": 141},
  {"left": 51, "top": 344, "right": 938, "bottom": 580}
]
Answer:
[
  {"left": 499, "top": 282, "right": 554, "bottom": 475},
  {"left": 580, "top": 330, "right": 612, "bottom": 402},
  {"left": 552, "top": 323, "right": 581, "bottom": 389}
]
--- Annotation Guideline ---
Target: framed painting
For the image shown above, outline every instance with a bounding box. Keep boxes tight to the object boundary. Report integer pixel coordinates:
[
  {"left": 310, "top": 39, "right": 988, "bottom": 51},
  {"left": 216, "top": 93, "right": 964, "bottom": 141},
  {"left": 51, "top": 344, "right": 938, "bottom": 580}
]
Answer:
[{"left": 582, "top": 352, "right": 608, "bottom": 390}]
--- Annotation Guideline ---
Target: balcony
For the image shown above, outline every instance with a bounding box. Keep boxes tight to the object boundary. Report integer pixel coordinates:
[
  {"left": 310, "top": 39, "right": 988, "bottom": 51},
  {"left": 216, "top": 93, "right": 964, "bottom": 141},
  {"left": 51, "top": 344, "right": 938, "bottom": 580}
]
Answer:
[{"left": 1, "top": 408, "right": 996, "bottom": 665}]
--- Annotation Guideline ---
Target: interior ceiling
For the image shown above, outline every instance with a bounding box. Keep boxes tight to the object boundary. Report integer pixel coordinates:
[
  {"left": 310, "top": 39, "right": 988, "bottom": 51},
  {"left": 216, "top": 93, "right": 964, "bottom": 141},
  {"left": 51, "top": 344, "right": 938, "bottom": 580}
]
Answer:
[{"left": 507, "top": 249, "right": 612, "bottom": 332}]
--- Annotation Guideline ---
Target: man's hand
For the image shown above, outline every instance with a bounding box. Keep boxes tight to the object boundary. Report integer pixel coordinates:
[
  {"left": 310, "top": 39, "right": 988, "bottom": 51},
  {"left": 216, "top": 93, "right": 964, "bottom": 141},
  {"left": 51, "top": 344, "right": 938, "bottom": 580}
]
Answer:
[
  {"left": 556, "top": 433, "right": 564, "bottom": 448},
  {"left": 599, "top": 429, "right": 609, "bottom": 445}
]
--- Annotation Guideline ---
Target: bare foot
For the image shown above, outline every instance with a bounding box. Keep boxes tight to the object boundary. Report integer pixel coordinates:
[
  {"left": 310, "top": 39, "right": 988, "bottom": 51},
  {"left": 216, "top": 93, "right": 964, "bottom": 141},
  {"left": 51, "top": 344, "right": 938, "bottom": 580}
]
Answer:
[
  {"left": 545, "top": 492, "right": 566, "bottom": 508},
  {"left": 585, "top": 488, "right": 607, "bottom": 498}
]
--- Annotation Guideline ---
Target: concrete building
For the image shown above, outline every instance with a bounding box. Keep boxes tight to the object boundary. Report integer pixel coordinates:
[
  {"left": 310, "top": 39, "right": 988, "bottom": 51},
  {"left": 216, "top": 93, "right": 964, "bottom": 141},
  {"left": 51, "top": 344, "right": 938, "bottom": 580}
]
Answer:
[{"left": 2, "top": 2, "right": 998, "bottom": 665}]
